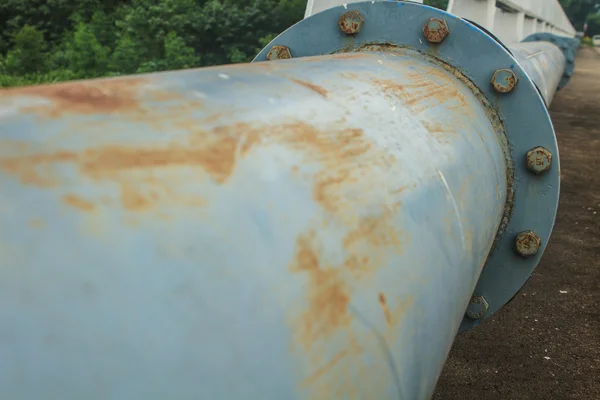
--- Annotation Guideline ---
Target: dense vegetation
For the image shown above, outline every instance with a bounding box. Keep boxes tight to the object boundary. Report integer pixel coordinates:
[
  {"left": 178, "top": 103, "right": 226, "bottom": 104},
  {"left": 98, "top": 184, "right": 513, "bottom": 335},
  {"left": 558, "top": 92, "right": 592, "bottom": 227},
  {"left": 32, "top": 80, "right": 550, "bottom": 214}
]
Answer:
[{"left": 0, "top": 0, "right": 596, "bottom": 87}]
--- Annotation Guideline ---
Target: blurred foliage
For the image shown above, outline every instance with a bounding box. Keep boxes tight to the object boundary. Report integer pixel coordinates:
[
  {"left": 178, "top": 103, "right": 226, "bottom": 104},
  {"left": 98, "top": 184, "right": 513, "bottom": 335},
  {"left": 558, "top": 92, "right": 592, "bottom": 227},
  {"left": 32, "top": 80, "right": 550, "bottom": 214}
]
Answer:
[
  {"left": 559, "top": 0, "right": 600, "bottom": 32},
  {"left": 0, "top": 0, "right": 592, "bottom": 87},
  {"left": 0, "top": 0, "right": 305, "bottom": 86}
]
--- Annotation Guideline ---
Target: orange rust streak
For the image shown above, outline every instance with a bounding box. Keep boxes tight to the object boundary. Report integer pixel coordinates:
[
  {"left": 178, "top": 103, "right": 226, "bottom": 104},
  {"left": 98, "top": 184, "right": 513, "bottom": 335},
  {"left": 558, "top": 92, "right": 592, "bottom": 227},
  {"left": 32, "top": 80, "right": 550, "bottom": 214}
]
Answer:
[
  {"left": 290, "top": 234, "right": 351, "bottom": 350},
  {"left": 0, "top": 137, "right": 238, "bottom": 186},
  {"left": 378, "top": 292, "right": 392, "bottom": 325},
  {"left": 389, "top": 296, "right": 415, "bottom": 326},
  {"left": 63, "top": 194, "right": 95, "bottom": 212},
  {"left": 120, "top": 183, "right": 152, "bottom": 211},
  {"left": 422, "top": 121, "right": 455, "bottom": 136},
  {"left": 300, "top": 349, "right": 349, "bottom": 386},
  {"left": 291, "top": 79, "right": 328, "bottom": 98},
  {"left": 6, "top": 77, "right": 150, "bottom": 118}
]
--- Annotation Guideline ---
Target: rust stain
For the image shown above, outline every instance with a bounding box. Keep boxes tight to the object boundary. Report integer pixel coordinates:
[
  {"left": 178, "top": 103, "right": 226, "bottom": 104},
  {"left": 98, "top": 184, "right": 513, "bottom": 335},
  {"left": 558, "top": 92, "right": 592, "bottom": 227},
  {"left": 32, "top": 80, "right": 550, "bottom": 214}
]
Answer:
[
  {"left": 422, "top": 121, "right": 454, "bottom": 135},
  {"left": 239, "top": 131, "right": 261, "bottom": 156},
  {"left": 285, "top": 117, "right": 405, "bottom": 395},
  {"left": 1, "top": 83, "right": 412, "bottom": 394},
  {"left": 300, "top": 349, "right": 349, "bottom": 386},
  {"left": 291, "top": 79, "right": 328, "bottom": 98},
  {"left": 375, "top": 77, "right": 460, "bottom": 110},
  {"left": 290, "top": 233, "right": 351, "bottom": 350},
  {"left": 389, "top": 295, "right": 415, "bottom": 326},
  {"left": 0, "top": 138, "right": 238, "bottom": 187},
  {"left": 63, "top": 194, "right": 95, "bottom": 212},
  {"left": 0, "top": 121, "right": 381, "bottom": 220},
  {"left": 120, "top": 183, "right": 152, "bottom": 211},
  {"left": 332, "top": 53, "right": 366, "bottom": 60},
  {"left": 9, "top": 77, "right": 150, "bottom": 118},
  {"left": 343, "top": 212, "right": 402, "bottom": 249},
  {"left": 378, "top": 292, "right": 392, "bottom": 325}
]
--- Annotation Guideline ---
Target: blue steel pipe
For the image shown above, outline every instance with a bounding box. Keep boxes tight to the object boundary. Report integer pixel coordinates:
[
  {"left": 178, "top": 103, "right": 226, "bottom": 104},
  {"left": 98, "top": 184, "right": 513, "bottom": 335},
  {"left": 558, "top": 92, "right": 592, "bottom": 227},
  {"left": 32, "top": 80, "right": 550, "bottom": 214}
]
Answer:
[
  {"left": 0, "top": 48, "right": 509, "bottom": 399},
  {"left": 508, "top": 41, "right": 567, "bottom": 106}
]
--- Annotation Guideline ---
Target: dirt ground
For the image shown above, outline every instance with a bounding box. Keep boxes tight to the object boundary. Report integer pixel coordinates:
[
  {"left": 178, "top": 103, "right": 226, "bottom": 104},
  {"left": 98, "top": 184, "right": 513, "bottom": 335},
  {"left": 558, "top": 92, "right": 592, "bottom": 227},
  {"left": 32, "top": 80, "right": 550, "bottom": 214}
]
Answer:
[{"left": 433, "top": 46, "right": 600, "bottom": 400}]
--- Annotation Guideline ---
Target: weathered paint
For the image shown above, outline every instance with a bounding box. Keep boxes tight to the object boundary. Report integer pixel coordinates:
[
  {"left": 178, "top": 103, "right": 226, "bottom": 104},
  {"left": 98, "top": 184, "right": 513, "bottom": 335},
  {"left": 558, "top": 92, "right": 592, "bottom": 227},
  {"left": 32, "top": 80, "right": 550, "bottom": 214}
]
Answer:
[{"left": 0, "top": 49, "right": 507, "bottom": 399}]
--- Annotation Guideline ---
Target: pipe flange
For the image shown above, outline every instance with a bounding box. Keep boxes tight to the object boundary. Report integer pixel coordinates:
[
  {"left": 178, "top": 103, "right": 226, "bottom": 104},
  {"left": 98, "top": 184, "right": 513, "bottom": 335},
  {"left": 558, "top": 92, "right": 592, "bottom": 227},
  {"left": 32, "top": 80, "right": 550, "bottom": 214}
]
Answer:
[
  {"left": 254, "top": 1, "right": 560, "bottom": 332},
  {"left": 522, "top": 33, "right": 577, "bottom": 90}
]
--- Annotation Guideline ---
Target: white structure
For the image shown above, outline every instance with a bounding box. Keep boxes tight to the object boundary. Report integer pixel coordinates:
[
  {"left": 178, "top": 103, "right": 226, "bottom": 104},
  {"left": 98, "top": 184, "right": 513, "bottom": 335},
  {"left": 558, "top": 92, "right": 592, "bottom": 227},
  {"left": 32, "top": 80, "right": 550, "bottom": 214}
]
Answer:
[
  {"left": 304, "top": 0, "right": 576, "bottom": 41},
  {"left": 447, "top": 0, "right": 576, "bottom": 41}
]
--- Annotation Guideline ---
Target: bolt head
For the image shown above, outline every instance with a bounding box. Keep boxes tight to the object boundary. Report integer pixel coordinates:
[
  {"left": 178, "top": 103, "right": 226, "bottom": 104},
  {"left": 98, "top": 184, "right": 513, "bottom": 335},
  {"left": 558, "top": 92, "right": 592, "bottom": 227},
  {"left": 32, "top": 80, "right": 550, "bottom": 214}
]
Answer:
[
  {"left": 526, "top": 146, "right": 553, "bottom": 174},
  {"left": 515, "top": 231, "right": 542, "bottom": 257},
  {"left": 338, "top": 10, "right": 364, "bottom": 35},
  {"left": 491, "top": 69, "right": 519, "bottom": 93},
  {"left": 423, "top": 18, "right": 450, "bottom": 43},
  {"left": 266, "top": 45, "right": 292, "bottom": 61},
  {"left": 466, "top": 295, "right": 489, "bottom": 319}
]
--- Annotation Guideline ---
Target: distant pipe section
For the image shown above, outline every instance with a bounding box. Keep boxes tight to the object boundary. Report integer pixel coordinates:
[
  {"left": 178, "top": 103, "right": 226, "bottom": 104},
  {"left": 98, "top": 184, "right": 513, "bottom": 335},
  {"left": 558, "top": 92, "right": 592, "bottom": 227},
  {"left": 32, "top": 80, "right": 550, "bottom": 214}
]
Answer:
[{"left": 508, "top": 41, "right": 567, "bottom": 105}]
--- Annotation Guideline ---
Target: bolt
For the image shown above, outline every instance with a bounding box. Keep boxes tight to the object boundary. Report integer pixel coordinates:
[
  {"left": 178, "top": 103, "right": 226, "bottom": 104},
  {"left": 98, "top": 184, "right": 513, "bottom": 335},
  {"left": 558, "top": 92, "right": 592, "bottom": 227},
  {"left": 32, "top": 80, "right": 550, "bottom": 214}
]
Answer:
[
  {"left": 266, "top": 45, "right": 292, "bottom": 61},
  {"left": 491, "top": 69, "right": 518, "bottom": 93},
  {"left": 338, "top": 10, "right": 364, "bottom": 35},
  {"left": 526, "top": 146, "right": 553, "bottom": 174},
  {"left": 423, "top": 18, "right": 450, "bottom": 44},
  {"left": 515, "top": 231, "right": 542, "bottom": 257},
  {"left": 466, "top": 295, "right": 489, "bottom": 319}
]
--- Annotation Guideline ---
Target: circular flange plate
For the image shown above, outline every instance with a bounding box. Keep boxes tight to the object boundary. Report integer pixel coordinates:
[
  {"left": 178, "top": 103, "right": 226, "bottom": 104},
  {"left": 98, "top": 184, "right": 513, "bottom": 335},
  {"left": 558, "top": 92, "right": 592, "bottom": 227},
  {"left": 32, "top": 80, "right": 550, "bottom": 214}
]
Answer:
[
  {"left": 523, "top": 32, "right": 576, "bottom": 90},
  {"left": 253, "top": 1, "right": 560, "bottom": 332}
]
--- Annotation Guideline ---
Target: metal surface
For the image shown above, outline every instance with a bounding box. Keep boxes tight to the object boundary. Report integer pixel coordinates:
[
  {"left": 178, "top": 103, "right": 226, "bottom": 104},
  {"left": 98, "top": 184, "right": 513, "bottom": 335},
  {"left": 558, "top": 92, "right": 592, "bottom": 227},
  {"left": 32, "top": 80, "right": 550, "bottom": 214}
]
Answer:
[
  {"left": 267, "top": 45, "right": 293, "bottom": 60},
  {"left": 423, "top": 17, "right": 450, "bottom": 43},
  {"left": 0, "top": 1, "right": 568, "bottom": 398},
  {"left": 508, "top": 41, "right": 566, "bottom": 105},
  {"left": 0, "top": 48, "right": 508, "bottom": 399},
  {"left": 522, "top": 32, "right": 578, "bottom": 90},
  {"left": 255, "top": 1, "right": 560, "bottom": 334}
]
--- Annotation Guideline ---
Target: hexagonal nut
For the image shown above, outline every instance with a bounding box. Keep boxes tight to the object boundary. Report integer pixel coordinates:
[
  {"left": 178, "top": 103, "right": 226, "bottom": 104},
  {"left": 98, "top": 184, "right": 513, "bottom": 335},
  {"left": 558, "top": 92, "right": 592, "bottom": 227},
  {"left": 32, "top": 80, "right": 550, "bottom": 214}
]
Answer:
[
  {"left": 515, "top": 231, "right": 541, "bottom": 257},
  {"left": 423, "top": 18, "right": 450, "bottom": 44},
  {"left": 338, "top": 11, "right": 364, "bottom": 35},
  {"left": 526, "top": 146, "right": 553, "bottom": 174},
  {"left": 266, "top": 45, "right": 292, "bottom": 61},
  {"left": 491, "top": 69, "right": 519, "bottom": 93},
  {"left": 466, "top": 295, "right": 489, "bottom": 319}
]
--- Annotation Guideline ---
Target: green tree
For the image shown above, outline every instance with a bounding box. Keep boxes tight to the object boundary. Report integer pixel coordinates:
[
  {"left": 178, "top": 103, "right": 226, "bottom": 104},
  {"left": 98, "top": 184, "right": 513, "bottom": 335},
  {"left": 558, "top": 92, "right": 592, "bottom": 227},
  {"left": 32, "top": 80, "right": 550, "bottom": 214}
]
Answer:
[
  {"left": 559, "top": 0, "right": 600, "bottom": 31},
  {"left": 90, "top": 11, "right": 118, "bottom": 48},
  {"left": 109, "top": 35, "right": 141, "bottom": 74},
  {"left": 162, "top": 31, "right": 201, "bottom": 70},
  {"left": 64, "top": 22, "right": 109, "bottom": 77},
  {"left": 4, "top": 25, "right": 47, "bottom": 75},
  {"left": 586, "top": 11, "right": 600, "bottom": 35},
  {"left": 424, "top": 0, "right": 448, "bottom": 9}
]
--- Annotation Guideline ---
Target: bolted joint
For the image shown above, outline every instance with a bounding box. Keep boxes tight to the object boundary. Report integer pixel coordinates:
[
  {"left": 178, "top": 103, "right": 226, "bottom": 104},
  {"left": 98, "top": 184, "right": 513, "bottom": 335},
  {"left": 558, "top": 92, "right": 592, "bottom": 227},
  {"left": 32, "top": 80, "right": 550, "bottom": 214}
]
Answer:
[
  {"left": 423, "top": 18, "right": 450, "bottom": 43},
  {"left": 266, "top": 45, "right": 292, "bottom": 61},
  {"left": 526, "top": 146, "right": 553, "bottom": 174},
  {"left": 466, "top": 295, "right": 489, "bottom": 319},
  {"left": 515, "top": 231, "right": 542, "bottom": 257},
  {"left": 338, "top": 11, "right": 364, "bottom": 35},
  {"left": 491, "top": 69, "right": 519, "bottom": 93}
]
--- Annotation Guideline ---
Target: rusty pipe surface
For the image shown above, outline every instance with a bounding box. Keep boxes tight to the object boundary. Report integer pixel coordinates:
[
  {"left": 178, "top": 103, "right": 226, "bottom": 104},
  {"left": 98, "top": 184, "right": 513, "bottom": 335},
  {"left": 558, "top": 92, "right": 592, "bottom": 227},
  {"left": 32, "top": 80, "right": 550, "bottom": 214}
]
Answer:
[
  {"left": 0, "top": 49, "right": 508, "bottom": 399},
  {"left": 508, "top": 41, "right": 567, "bottom": 105}
]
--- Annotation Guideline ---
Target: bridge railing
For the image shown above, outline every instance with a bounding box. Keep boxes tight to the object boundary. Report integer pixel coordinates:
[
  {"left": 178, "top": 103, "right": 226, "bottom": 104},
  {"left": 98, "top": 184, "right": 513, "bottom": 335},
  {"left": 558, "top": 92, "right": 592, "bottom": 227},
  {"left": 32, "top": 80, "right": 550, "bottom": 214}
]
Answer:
[
  {"left": 447, "top": 0, "right": 576, "bottom": 42},
  {"left": 305, "top": 0, "right": 576, "bottom": 41}
]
